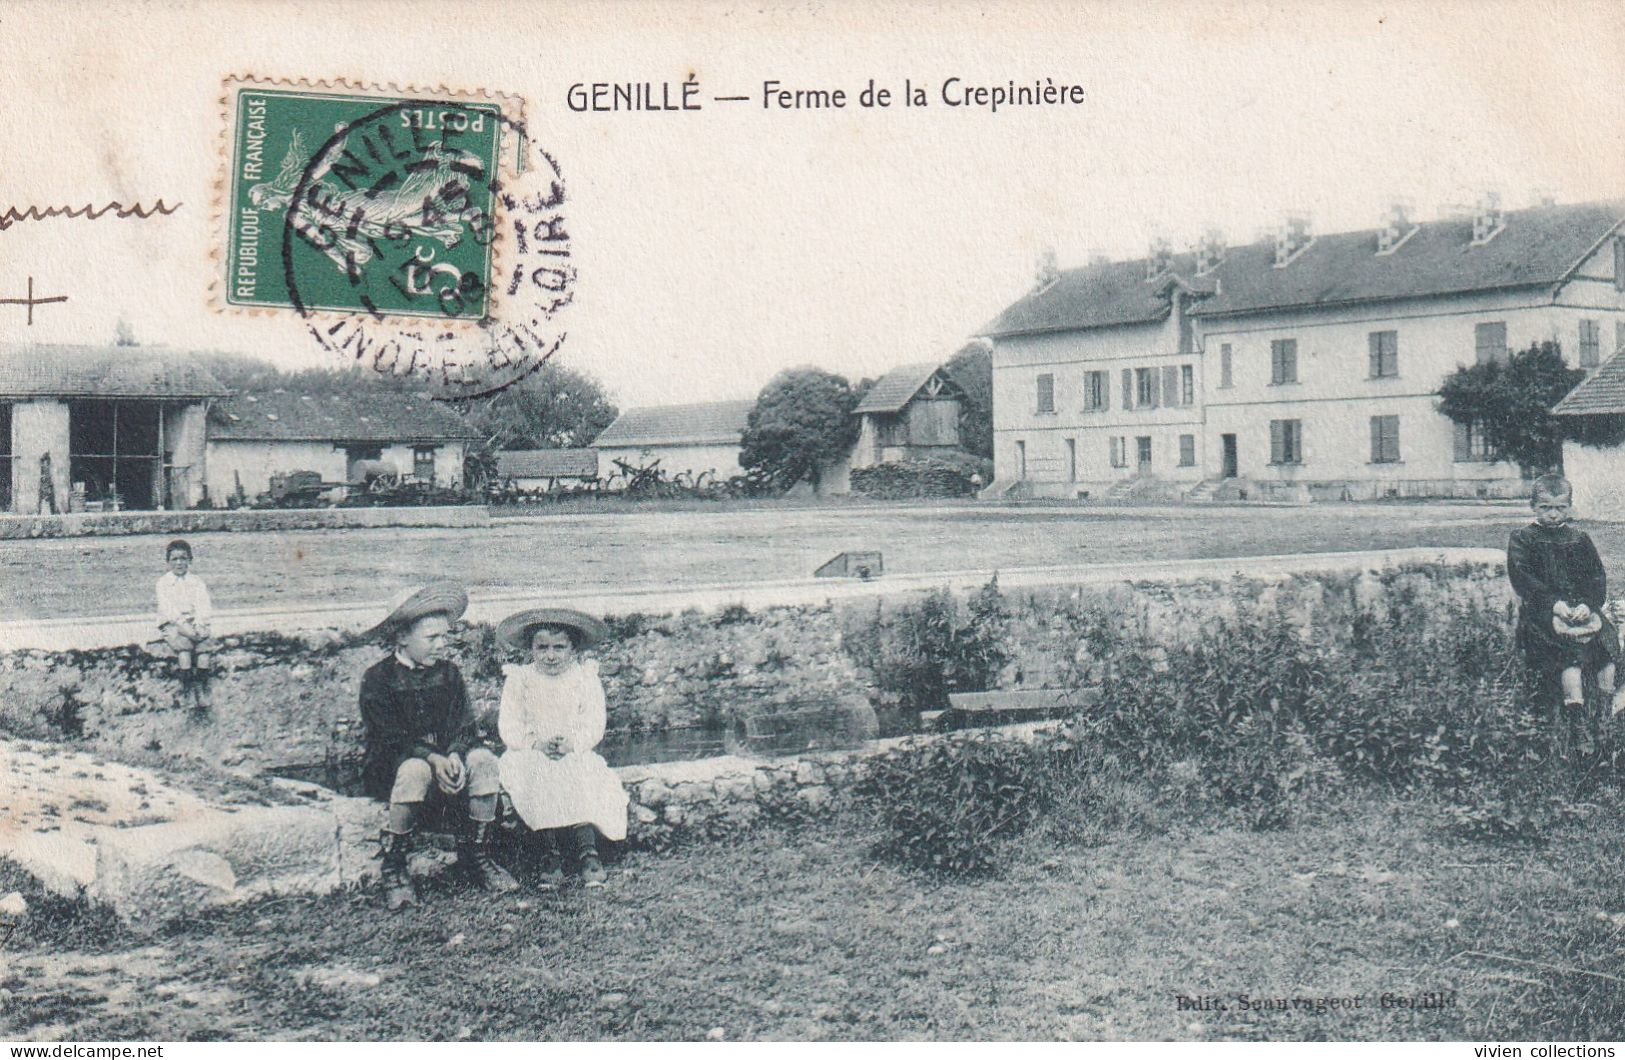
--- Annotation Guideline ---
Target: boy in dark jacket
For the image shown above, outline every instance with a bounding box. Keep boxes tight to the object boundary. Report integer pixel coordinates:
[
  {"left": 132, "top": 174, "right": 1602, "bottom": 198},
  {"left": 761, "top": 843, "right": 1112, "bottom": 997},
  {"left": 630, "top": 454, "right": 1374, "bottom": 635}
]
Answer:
[
  {"left": 1507, "top": 474, "right": 1618, "bottom": 754},
  {"left": 360, "top": 581, "right": 518, "bottom": 909}
]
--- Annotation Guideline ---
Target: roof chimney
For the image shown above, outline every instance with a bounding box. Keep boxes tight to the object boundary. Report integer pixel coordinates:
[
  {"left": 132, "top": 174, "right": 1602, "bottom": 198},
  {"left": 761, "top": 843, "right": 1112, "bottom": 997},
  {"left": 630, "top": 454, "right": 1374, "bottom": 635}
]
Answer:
[
  {"left": 1145, "top": 237, "right": 1173, "bottom": 281},
  {"left": 1471, "top": 190, "right": 1504, "bottom": 245},
  {"left": 1274, "top": 212, "right": 1313, "bottom": 267},
  {"left": 1195, "top": 229, "right": 1226, "bottom": 275},
  {"left": 1376, "top": 199, "right": 1417, "bottom": 255}
]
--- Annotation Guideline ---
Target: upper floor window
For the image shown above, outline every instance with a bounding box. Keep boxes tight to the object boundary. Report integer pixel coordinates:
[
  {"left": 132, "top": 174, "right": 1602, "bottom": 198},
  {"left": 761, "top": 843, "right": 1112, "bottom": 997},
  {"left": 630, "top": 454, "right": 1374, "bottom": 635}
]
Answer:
[
  {"left": 1368, "top": 330, "right": 1399, "bottom": 378},
  {"left": 1370, "top": 415, "right": 1401, "bottom": 463},
  {"left": 1475, "top": 321, "right": 1508, "bottom": 365},
  {"left": 1219, "top": 344, "right": 1233, "bottom": 389},
  {"left": 1270, "top": 339, "right": 1298, "bottom": 384},
  {"left": 1036, "top": 373, "right": 1055, "bottom": 413},
  {"left": 1083, "top": 370, "right": 1109, "bottom": 411},
  {"left": 1135, "top": 367, "right": 1157, "bottom": 408},
  {"left": 1180, "top": 364, "right": 1195, "bottom": 405},
  {"left": 1580, "top": 320, "right": 1601, "bottom": 368}
]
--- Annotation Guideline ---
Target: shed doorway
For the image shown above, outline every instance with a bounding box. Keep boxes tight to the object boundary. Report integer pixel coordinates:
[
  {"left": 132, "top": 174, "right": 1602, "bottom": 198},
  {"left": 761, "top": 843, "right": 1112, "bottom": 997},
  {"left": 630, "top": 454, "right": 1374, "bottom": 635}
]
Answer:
[{"left": 68, "top": 400, "right": 162, "bottom": 509}]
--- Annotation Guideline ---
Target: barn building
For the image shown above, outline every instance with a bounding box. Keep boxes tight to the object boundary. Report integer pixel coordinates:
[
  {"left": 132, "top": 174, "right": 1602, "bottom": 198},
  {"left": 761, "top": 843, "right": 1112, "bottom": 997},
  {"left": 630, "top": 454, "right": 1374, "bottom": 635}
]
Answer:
[
  {"left": 849, "top": 362, "right": 967, "bottom": 469},
  {"left": 0, "top": 344, "right": 225, "bottom": 513},
  {"left": 590, "top": 399, "right": 756, "bottom": 485},
  {"left": 206, "top": 388, "right": 479, "bottom": 504}
]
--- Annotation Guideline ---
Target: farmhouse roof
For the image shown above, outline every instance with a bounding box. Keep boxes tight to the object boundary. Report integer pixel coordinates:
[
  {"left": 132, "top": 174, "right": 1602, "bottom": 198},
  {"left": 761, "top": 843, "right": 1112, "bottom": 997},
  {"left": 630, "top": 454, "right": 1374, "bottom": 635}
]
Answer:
[
  {"left": 982, "top": 199, "right": 1625, "bottom": 337},
  {"left": 854, "top": 362, "right": 962, "bottom": 414},
  {"left": 0, "top": 343, "right": 229, "bottom": 399},
  {"left": 496, "top": 448, "right": 599, "bottom": 478},
  {"left": 209, "top": 388, "right": 479, "bottom": 442},
  {"left": 591, "top": 399, "right": 756, "bottom": 448},
  {"left": 1553, "top": 351, "right": 1625, "bottom": 417}
]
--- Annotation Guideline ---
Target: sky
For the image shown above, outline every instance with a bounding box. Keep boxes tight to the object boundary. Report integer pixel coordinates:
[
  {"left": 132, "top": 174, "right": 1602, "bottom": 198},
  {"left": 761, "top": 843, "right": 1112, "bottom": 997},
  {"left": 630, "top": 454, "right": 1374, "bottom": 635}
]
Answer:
[{"left": 2, "top": 0, "right": 1622, "bottom": 409}]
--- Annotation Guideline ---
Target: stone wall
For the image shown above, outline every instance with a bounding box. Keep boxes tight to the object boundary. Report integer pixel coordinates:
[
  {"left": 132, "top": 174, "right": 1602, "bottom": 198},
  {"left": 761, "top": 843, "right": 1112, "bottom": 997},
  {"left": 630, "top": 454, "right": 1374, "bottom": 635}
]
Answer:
[{"left": 0, "top": 504, "right": 489, "bottom": 540}]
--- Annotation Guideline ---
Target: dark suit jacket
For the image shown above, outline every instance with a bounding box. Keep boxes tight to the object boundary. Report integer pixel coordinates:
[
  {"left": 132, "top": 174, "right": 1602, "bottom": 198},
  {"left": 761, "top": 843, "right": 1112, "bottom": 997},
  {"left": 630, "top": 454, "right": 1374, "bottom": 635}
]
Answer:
[{"left": 359, "top": 654, "right": 479, "bottom": 802}]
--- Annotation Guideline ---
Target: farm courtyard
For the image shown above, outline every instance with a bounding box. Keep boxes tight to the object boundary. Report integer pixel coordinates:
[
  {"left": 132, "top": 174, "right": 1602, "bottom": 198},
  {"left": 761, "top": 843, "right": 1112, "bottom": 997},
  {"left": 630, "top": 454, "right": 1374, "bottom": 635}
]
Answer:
[{"left": 0, "top": 498, "right": 1578, "bottom": 622}]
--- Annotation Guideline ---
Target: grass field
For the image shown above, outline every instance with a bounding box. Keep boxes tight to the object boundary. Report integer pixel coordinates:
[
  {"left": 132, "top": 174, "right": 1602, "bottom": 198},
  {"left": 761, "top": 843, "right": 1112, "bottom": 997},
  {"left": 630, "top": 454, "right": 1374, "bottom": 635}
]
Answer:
[
  {"left": 0, "top": 499, "right": 1575, "bottom": 622},
  {"left": 3, "top": 791, "right": 1622, "bottom": 1042}
]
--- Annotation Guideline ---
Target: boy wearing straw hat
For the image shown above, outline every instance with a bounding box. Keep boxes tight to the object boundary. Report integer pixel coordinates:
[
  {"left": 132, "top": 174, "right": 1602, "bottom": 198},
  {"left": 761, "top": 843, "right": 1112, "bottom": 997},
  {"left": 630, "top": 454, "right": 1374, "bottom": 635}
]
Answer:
[{"left": 359, "top": 581, "right": 518, "bottom": 909}]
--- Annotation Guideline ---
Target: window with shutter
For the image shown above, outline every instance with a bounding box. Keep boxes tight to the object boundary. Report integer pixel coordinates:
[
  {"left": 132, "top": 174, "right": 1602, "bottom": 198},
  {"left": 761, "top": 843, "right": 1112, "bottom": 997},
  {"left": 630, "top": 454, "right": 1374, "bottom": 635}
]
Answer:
[
  {"left": 1219, "top": 344, "right": 1233, "bottom": 388},
  {"left": 1110, "top": 436, "right": 1126, "bottom": 467},
  {"left": 1368, "top": 331, "right": 1398, "bottom": 377},
  {"left": 1121, "top": 368, "right": 1133, "bottom": 410},
  {"left": 1270, "top": 420, "right": 1302, "bottom": 464},
  {"left": 1161, "top": 365, "right": 1179, "bottom": 407},
  {"left": 1178, "top": 434, "right": 1196, "bottom": 466},
  {"left": 1181, "top": 364, "right": 1194, "bottom": 405},
  {"left": 1475, "top": 322, "right": 1507, "bottom": 364},
  {"left": 1370, "top": 415, "right": 1400, "bottom": 463},
  {"left": 1036, "top": 373, "right": 1055, "bottom": 413},
  {"left": 1580, "top": 320, "right": 1600, "bottom": 367},
  {"left": 1135, "top": 368, "right": 1156, "bottom": 408},
  {"left": 1270, "top": 339, "right": 1298, "bottom": 384}
]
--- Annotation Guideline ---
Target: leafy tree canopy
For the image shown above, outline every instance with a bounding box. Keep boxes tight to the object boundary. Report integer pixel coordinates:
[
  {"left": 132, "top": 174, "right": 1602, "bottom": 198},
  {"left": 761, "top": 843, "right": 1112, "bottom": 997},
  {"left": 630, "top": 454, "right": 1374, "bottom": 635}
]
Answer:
[
  {"left": 740, "top": 367, "right": 862, "bottom": 489},
  {"left": 1436, "top": 340, "right": 1582, "bottom": 472},
  {"left": 459, "top": 362, "right": 619, "bottom": 450},
  {"left": 945, "top": 340, "right": 993, "bottom": 459}
]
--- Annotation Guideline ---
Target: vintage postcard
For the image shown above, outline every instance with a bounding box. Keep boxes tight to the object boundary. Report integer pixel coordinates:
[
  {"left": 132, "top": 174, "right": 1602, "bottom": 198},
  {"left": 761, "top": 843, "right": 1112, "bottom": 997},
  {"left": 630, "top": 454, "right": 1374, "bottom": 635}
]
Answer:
[{"left": 2, "top": 0, "right": 1624, "bottom": 1047}]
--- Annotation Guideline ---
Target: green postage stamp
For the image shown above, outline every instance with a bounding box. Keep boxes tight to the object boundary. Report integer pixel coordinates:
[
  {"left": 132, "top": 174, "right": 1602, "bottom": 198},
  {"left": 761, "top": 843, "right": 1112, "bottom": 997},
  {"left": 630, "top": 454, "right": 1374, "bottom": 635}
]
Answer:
[{"left": 222, "top": 78, "right": 518, "bottom": 321}]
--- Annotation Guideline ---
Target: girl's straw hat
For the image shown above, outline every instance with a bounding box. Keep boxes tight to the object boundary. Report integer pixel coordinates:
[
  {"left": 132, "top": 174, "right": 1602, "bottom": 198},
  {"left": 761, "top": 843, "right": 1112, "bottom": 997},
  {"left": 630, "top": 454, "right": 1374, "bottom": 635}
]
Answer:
[
  {"left": 365, "top": 581, "right": 469, "bottom": 641},
  {"left": 496, "top": 607, "right": 609, "bottom": 652}
]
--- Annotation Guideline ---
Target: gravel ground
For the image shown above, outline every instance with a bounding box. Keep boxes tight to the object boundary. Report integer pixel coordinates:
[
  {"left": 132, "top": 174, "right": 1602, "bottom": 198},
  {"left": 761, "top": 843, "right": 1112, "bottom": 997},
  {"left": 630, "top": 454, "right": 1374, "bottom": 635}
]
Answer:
[{"left": 0, "top": 500, "right": 1550, "bottom": 622}]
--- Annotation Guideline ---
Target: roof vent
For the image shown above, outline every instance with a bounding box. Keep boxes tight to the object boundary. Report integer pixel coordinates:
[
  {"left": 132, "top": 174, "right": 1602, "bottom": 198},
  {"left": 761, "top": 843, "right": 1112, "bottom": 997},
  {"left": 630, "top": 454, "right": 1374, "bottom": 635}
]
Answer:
[
  {"left": 1194, "top": 229, "right": 1226, "bottom": 275},
  {"left": 1471, "top": 190, "right": 1504, "bottom": 245},
  {"left": 1145, "top": 237, "right": 1173, "bottom": 281},
  {"left": 1376, "top": 200, "right": 1418, "bottom": 255},
  {"left": 1274, "top": 213, "right": 1313, "bottom": 267}
]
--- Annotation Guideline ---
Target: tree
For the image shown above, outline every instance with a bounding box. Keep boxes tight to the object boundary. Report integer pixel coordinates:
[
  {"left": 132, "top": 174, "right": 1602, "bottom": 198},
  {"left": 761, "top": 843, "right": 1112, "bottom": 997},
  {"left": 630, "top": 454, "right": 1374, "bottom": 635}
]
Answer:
[
  {"left": 1436, "top": 340, "right": 1582, "bottom": 473},
  {"left": 459, "top": 361, "right": 619, "bottom": 450},
  {"left": 945, "top": 340, "right": 993, "bottom": 458},
  {"left": 740, "top": 367, "right": 862, "bottom": 489}
]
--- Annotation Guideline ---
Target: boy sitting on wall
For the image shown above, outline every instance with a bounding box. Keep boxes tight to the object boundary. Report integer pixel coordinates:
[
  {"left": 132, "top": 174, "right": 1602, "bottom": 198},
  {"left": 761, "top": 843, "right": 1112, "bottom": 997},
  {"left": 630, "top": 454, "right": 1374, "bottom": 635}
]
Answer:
[{"left": 1507, "top": 474, "right": 1620, "bottom": 756}]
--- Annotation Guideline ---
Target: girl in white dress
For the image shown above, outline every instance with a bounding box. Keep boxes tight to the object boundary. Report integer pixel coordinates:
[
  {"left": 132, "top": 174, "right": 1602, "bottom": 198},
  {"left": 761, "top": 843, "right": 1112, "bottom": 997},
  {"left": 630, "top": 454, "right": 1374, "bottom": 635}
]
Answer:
[{"left": 495, "top": 608, "right": 627, "bottom": 889}]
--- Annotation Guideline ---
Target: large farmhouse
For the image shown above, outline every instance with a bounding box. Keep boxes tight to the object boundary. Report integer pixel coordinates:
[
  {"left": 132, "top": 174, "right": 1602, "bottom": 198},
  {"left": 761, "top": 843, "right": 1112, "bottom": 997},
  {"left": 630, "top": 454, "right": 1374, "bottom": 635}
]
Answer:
[{"left": 981, "top": 197, "right": 1625, "bottom": 500}]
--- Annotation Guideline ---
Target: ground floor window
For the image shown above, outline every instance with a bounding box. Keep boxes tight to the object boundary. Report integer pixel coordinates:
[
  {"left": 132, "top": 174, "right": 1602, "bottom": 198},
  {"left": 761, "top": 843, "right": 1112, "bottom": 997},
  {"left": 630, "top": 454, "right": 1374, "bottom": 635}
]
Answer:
[
  {"left": 1269, "top": 419, "right": 1302, "bottom": 465},
  {"left": 1110, "top": 436, "right": 1126, "bottom": 468},
  {"left": 1178, "top": 434, "right": 1196, "bottom": 467},
  {"left": 1135, "top": 436, "right": 1152, "bottom": 468},
  {"left": 1453, "top": 420, "right": 1499, "bottom": 462},
  {"left": 1015, "top": 440, "right": 1026, "bottom": 479},
  {"left": 1370, "top": 415, "right": 1401, "bottom": 463}
]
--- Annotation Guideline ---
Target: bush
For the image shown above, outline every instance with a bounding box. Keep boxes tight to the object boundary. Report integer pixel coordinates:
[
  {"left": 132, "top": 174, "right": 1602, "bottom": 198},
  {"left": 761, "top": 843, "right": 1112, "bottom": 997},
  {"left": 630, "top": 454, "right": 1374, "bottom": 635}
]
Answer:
[
  {"left": 855, "top": 732, "right": 1069, "bottom": 875},
  {"left": 849, "top": 455, "right": 992, "bottom": 499},
  {"left": 842, "top": 577, "right": 1011, "bottom": 715}
]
